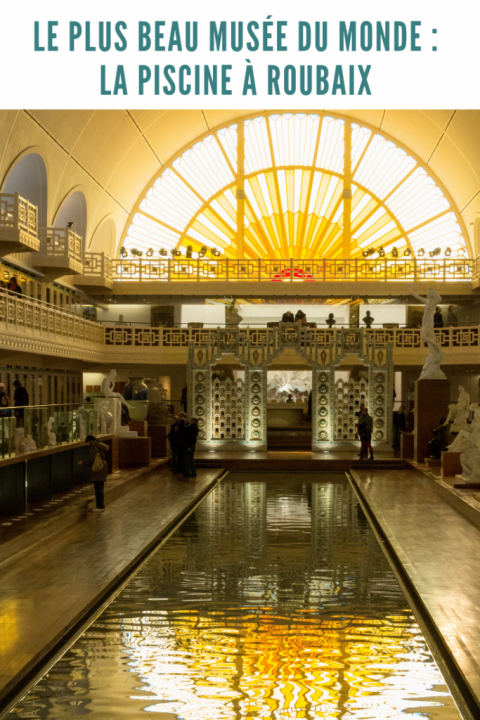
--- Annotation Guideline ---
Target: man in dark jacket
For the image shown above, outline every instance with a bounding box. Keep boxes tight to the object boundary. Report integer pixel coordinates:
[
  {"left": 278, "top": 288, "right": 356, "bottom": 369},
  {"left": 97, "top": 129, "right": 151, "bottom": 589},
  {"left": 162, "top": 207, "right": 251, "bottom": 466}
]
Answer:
[
  {"left": 78, "top": 435, "right": 109, "bottom": 512},
  {"left": 357, "top": 406, "right": 374, "bottom": 460},
  {"left": 176, "top": 412, "right": 189, "bottom": 475},
  {"left": 167, "top": 416, "right": 179, "bottom": 472},
  {"left": 13, "top": 380, "right": 29, "bottom": 426},
  {"left": 183, "top": 418, "right": 199, "bottom": 478},
  {"left": 282, "top": 311, "right": 294, "bottom": 323}
]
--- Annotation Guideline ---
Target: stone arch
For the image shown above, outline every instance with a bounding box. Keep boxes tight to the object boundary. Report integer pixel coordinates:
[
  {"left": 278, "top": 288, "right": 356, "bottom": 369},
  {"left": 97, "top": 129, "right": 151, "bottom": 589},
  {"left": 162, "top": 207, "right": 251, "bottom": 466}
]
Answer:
[
  {"left": 2, "top": 150, "right": 48, "bottom": 228},
  {"left": 89, "top": 214, "right": 116, "bottom": 255}
]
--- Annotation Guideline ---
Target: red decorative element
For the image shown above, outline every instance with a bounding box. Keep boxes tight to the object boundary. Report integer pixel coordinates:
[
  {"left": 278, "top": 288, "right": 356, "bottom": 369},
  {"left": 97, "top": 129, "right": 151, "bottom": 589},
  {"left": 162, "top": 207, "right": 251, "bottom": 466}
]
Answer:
[{"left": 272, "top": 267, "right": 315, "bottom": 282}]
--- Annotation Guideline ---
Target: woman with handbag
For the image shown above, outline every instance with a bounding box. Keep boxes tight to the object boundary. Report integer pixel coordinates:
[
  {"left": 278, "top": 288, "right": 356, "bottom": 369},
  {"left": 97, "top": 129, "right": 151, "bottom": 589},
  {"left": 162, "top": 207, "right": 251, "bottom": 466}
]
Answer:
[{"left": 78, "top": 435, "right": 109, "bottom": 512}]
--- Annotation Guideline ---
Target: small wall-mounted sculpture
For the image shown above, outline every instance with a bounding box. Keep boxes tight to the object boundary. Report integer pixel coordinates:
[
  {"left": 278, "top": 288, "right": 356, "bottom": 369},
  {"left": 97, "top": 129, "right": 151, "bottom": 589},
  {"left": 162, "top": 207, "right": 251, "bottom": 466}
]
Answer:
[
  {"left": 407, "top": 285, "right": 446, "bottom": 380},
  {"left": 444, "top": 385, "right": 470, "bottom": 433}
]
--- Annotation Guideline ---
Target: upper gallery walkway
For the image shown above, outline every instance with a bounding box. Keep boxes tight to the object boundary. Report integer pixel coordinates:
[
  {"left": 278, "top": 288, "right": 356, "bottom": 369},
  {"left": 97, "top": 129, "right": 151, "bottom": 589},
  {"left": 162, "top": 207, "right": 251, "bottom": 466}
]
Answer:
[
  {"left": 1, "top": 287, "right": 480, "bottom": 364},
  {"left": 76, "top": 254, "right": 480, "bottom": 298}
]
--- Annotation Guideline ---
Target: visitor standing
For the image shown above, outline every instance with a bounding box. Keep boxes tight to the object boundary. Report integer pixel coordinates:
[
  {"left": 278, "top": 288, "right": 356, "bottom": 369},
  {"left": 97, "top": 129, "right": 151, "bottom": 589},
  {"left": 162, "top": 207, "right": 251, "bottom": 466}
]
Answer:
[
  {"left": 0, "top": 396, "right": 12, "bottom": 417},
  {"left": 357, "top": 406, "right": 374, "bottom": 460},
  {"left": 434, "top": 306, "right": 444, "bottom": 328},
  {"left": 393, "top": 405, "right": 407, "bottom": 450},
  {"left": 183, "top": 417, "right": 199, "bottom": 478},
  {"left": 295, "top": 309, "right": 308, "bottom": 326},
  {"left": 8, "top": 276, "right": 22, "bottom": 296},
  {"left": 176, "top": 412, "right": 189, "bottom": 475},
  {"left": 167, "top": 416, "right": 179, "bottom": 473},
  {"left": 0, "top": 383, "right": 5, "bottom": 403},
  {"left": 13, "top": 379, "right": 29, "bottom": 426},
  {"left": 181, "top": 385, "right": 188, "bottom": 412},
  {"left": 447, "top": 305, "right": 458, "bottom": 326},
  {"left": 282, "top": 310, "right": 294, "bottom": 323},
  {"left": 78, "top": 435, "right": 109, "bottom": 512}
]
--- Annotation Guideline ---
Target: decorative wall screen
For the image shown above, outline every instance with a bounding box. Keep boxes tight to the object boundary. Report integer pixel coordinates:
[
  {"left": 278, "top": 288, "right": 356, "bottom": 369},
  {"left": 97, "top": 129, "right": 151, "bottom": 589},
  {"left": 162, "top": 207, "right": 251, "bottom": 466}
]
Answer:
[
  {"left": 211, "top": 377, "right": 245, "bottom": 440},
  {"left": 334, "top": 378, "right": 368, "bottom": 441},
  {"left": 188, "top": 326, "right": 393, "bottom": 451}
]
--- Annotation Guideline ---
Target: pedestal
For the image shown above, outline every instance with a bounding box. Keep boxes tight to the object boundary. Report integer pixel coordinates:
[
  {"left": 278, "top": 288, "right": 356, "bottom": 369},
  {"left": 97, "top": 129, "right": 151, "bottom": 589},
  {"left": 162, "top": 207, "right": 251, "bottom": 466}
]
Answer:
[
  {"left": 129, "top": 420, "right": 148, "bottom": 437},
  {"left": 400, "top": 433, "right": 414, "bottom": 460},
  {"left": 414, "top": 379, "right": 450, "bottom": 463},
  {"left": 442, "top": 451, "right": 463, "bottom": 477}
]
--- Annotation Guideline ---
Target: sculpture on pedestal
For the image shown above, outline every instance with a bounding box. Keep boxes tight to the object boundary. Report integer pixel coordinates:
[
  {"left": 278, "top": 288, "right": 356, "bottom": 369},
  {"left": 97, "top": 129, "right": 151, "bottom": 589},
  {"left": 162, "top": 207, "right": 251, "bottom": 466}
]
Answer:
[
  {"left": 101, "top": 370, "right": 137, "bottom": 437},
  {"left": 15, "top": 428, "right": 29, "bottom": 454},
  {"left": 448, "top": 403, "right": 480, "bottom": 453},
  {"left": 444, "top": 385, "right": 470, "bottom": 432},
  {"left": 145, "top": 378, "right": 168, "bottom": 425},
  {"left": 408, "top": 285, "right": 446, "bottom": 380}
]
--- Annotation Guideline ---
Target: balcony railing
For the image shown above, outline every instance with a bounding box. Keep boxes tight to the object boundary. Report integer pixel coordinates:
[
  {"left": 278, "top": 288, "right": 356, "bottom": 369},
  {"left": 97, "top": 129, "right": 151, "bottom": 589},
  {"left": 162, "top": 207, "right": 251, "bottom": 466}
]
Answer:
[
  {"left": 0, "top": 288, "right": 104, "bottom": 345},
  {"left": 0, "top": 192, "right": 39, "bottom": 253},
  {"left": 39, "top": 226, "right": 83, "bottom": 262},
  {"left": 109, "top": 257, "right": 474, "bottom": 283},
  {"left": 83, "top": 252, "right": 113, "bottom": 281}
]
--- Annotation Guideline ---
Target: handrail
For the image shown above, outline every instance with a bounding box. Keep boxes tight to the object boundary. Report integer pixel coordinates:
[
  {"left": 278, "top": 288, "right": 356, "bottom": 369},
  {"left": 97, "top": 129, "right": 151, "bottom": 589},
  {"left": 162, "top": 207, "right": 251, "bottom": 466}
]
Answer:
[{"left": 0, "top": 287, "right": 98, "bottom": 323}]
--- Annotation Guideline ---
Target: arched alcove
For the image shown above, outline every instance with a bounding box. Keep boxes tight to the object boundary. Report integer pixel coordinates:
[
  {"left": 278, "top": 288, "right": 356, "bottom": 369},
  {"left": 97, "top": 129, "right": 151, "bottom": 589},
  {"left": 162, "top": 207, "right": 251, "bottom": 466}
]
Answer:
[
  {"left": 3, "top": 152, "right": 48, "bottom": 227},
  {"left": 89, "top": 216, "right": 116, "bottom": 255},
  {"left": 54, "top": 190, "right": 87, "bottom": 251}
]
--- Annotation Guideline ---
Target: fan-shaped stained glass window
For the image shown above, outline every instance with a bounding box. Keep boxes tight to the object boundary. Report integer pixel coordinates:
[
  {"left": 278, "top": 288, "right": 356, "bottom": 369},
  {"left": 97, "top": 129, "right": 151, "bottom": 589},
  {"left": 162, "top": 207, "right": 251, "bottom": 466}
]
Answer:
[{"left": 123, "top": 113, "right": 468, "bottom": 260}]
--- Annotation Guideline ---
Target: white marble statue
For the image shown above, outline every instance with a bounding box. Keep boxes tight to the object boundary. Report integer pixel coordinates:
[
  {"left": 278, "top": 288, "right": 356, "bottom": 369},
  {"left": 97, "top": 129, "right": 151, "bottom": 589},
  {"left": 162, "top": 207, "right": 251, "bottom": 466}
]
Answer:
[
  {"left": 46, "top": 416, "right": 57, "bottom": 446},
  {"left": 76, "top": 405, "right": 86, "bottom": 441},
  {"left": 26, "top": 434, "right": 37, "bottom": 451},
  {"left": 448, "top": 403, "right": 480, "bottom": 453},
  {"left": 14, "top": 428, "right": 28, "bottom": 454},
  {"left": 444, "top": 385, "right": 471, "bottom": 432},
  {"left": 407, "top": 285, "right": 446, "bottom": 380},
  {"left": 98, "top": 400, "right": 112, "bottom": 435},
  {"left": 101, "top": 369, "right": 137, "bottom": 437}
]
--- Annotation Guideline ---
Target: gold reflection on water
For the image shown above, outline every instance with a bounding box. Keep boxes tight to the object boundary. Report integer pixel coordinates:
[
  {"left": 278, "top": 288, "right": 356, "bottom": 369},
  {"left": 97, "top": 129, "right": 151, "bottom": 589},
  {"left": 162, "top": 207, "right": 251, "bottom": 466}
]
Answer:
[{"left": 120, "top": 608, "right": 456, "bottom": 718}]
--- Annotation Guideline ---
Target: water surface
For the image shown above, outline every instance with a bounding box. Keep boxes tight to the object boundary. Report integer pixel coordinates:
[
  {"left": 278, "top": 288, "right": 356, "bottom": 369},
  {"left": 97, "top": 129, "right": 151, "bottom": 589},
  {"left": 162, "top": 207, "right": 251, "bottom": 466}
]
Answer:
[{"left": 9, "top": 473, "right": 461, "bottom": 719}]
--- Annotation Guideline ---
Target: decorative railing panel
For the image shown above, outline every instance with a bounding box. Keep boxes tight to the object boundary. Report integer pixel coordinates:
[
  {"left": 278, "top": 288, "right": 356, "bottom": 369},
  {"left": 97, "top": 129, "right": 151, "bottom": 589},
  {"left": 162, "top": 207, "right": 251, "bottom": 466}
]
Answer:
[
  {"left": 39, "top": 226, "right": 83, "bottom": 262},
  {"left": 110, "top": 256, "right": 474, "bottom": 283}
]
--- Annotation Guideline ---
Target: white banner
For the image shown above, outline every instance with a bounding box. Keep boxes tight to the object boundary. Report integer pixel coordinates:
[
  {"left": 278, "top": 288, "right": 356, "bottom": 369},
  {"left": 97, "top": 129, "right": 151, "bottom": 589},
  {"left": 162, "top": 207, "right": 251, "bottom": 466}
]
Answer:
[{"left": 0, "top": 0, "right": 478, "bottom": 108}]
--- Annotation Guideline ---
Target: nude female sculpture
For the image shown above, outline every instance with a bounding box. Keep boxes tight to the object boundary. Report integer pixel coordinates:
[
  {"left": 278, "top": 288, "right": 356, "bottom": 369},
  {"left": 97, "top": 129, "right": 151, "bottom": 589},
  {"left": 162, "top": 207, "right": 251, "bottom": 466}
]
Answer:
[{"left": 407, "top": 285, "right": 446, "bottom": 380}]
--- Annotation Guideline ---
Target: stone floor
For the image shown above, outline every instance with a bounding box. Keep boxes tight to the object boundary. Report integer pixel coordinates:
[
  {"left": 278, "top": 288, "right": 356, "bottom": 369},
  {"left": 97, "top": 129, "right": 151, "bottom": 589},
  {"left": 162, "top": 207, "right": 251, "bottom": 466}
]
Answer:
[
  {"left": 351, "top": 465, "right": 480, "bottom": 714},
  {"left": 0, "top": 466, "right": 224, "bottom": 709}
]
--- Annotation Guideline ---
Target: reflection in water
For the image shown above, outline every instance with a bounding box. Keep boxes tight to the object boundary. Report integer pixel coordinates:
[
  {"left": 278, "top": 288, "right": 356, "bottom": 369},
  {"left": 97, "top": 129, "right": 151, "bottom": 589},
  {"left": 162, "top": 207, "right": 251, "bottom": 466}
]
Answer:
[{"left": 9, "top": 474, "right": 461, "bottom": 719}]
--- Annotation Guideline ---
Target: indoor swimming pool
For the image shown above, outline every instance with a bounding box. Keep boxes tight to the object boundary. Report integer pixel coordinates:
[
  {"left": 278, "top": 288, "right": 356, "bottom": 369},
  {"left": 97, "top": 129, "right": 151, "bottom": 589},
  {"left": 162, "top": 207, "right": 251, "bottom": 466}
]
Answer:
[{"left": 7, "top": 473, "right": 462, "bottom": 719}]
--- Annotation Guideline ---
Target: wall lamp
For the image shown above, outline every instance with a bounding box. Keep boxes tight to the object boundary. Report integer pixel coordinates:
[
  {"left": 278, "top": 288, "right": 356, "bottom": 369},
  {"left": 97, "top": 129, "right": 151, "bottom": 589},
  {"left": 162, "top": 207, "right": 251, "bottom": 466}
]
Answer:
[
  {"left": 211, "top": 248, "right": 221, "bottom": 257},
  {"left": 198, "top": 245, "right": 207, "bottom": 258},
  {"left": 403, "top": 248, "right": 412, "bottom": 256},
  {"left": 444, "top": 247, "right": 452, "bottom": 257},
  {"left": 66, "top": 221, "right": 75, "bottom": 229},
  {"left": 417, "top": 248, "right": 425, "bottom": 257},
  {"left": 377, "top": 246, "right": 385, "bottom": 257},
  {"left": 186, "top": 245, "right": 193, "bottom": 258},
  {"left": 159, "top": 248, "right": 168, "bottom": 256},
  {"left": 130, "top": 248, "right": 143, "bottom": 257},
  {"left": 391, "top": 247, "right": 399, "bottom": 258},
  {"left": 119, "top": 247, "right": 128, "bottom": 257},
  {"left": 362, "top": 248, "right": 375, "bottom": 258},
  {"left": 171, "top": 249, "right": 182, "bottom": 257},
  {"left": 429, "top": 247, "right": 441, "bottom": 257}
]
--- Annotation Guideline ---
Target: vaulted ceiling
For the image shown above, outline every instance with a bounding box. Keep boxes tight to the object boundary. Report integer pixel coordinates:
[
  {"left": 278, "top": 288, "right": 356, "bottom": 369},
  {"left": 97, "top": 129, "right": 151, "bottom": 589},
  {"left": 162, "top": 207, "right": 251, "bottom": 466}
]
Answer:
[{"left": 1, "top": 110, "right": 479, "bottom": 257}]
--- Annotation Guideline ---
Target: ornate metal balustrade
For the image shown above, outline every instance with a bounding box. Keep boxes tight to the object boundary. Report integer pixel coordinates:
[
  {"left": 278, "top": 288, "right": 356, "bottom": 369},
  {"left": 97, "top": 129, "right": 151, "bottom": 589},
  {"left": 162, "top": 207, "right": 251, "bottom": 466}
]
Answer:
[
  {"left": 0, "top": 192, "right": 40, "bottom": 254},
  {"left": 187, "top": 326, "right": 392, "bottom": 451},
  {"left": 108, "top": 256, "right": 474, "bottom": 283},
  {"left": 73, "top": 252, "right": 113, "bottom": 290}
]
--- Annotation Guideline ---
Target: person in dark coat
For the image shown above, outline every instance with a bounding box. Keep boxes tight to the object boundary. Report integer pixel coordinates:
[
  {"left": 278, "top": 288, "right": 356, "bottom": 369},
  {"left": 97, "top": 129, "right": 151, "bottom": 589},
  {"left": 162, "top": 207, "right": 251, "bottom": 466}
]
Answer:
[
  {"left": 282, "top": 311, "right": 294, "bottom": 323},
  {"left": 13, "top": 380, "right": 29, "bottom": 426},
  {"left": 0, "top": 396, "right": 12, "bottom": 417},
  {"left": 181, "top": 385, "right": 188, "bottom": 412},
  {"left": 78, "top": 435, "right": 109, "bottom": 512},
  {"left": 357, "top": 407, "right": 374, "bottom": 460},
  {"left": 393, "top": 405, "right": 407, "bottom": 450},
  {"left": 8, "top": 276, "right": 22, "bottom": 296},
  {"left": 183, "top": 417, "right": 199, "bottom": 478},
  {"left": 428, "top": 417, "right": 449, "bottom": 459},
  {"left": 434, "top": 306, "right": 444, "bottom": 328},
  {"left": 176, "top": 412, "right": 189, "bottom": 475},
  {"left": 167, "top": 415, "right": 179, "bottom": 472}
]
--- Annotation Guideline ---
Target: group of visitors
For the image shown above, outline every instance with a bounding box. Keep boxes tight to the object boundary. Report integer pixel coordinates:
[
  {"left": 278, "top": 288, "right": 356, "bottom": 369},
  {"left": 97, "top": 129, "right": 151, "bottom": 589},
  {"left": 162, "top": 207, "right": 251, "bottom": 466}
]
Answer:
[
  {"left": 0, "top": 276, "right": 23, "bottom": 296},
  {"left": 281, "top": 309, "right": 308, "bottom": 325},
  {"left": 167, "top": 413, "right": 199, "bottom": 478},
  {"left": 434, "top": 305, "right": 458, "bottom": 328},
  {"left": 0, "top": 380, "right": 29, "bottom": 423}
]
